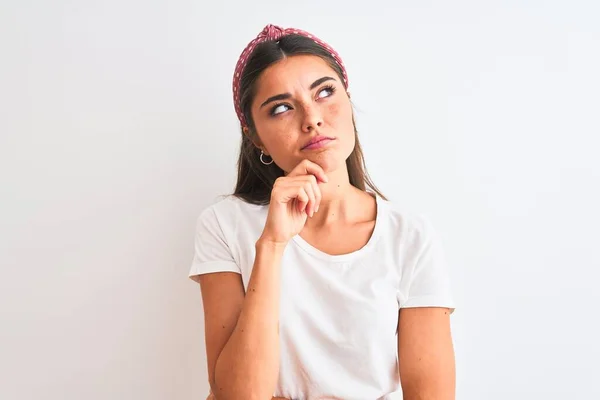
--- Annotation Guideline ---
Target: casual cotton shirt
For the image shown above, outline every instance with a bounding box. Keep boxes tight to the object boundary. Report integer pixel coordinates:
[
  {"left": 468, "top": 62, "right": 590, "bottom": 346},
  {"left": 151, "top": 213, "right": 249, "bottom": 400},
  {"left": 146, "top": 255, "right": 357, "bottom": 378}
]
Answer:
[{"left": 189, "top": 193, "right": 455, "bottom": 400}]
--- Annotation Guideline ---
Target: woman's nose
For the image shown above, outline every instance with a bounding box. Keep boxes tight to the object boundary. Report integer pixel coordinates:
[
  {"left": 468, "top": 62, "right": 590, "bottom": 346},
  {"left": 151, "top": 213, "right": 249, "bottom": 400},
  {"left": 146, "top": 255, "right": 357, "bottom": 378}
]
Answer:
[{"left": 301, "top": 105, "right": 323, "bottom": 132}]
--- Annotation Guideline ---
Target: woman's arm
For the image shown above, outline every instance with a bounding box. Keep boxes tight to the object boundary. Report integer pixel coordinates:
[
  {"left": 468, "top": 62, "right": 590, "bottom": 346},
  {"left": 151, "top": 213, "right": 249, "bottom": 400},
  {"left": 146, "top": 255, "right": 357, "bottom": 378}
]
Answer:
[
  {"left": 398, "top": 307, "right": 456, "bottom": 400},
  {"left": 206, "top": 390, "right": 289, "bottom": 400},
  {"left": 199, "top": 239, "right": 286, "bottom": 400}
]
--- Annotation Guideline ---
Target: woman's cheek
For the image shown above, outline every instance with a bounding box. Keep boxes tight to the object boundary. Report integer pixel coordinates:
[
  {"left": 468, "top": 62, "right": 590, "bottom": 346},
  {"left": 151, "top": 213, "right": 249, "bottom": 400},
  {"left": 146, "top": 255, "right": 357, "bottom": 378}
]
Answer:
[{"left": 326, "top": 102, "right": 341, "bottom": 119}]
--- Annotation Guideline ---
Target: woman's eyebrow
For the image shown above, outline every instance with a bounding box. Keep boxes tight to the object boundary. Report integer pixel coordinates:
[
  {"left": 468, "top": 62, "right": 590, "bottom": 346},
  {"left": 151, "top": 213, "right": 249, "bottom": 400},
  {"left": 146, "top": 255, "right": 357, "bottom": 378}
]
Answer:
[{"left": 259, "top": 76, "right": 337, "bottom": 109}]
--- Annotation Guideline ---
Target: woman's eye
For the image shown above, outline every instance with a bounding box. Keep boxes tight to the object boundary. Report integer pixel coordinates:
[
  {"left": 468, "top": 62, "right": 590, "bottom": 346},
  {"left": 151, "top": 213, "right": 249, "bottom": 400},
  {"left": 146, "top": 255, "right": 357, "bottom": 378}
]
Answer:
[
  {"left": 271, "top": 104, "right": 290, "bottom": 116},
  {"left": 317, "top": 86, "right": 334, "bottom": 99},
  {"left": 270, "top": 86, "right": 335, "bottom": 117}
]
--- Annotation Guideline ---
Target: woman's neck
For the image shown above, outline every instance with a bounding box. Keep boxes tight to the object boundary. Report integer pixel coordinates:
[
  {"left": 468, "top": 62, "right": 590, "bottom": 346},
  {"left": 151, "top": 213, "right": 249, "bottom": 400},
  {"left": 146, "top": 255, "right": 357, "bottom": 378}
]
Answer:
[{"left": 304, "top": 166, "right": 369, "bottom": 228}]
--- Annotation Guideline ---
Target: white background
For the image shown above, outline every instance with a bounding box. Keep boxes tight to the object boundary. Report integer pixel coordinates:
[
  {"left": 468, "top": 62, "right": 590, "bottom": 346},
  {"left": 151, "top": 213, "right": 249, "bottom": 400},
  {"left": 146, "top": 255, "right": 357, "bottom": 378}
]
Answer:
[{"left": 1, "top": 1, "right": 599, "bottom": 399}]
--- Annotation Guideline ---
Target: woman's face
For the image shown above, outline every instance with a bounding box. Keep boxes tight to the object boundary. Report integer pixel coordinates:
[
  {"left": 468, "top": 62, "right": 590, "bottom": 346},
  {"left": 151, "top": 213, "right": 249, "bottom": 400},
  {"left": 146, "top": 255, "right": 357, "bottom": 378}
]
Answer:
[{"left": 248, "top": 54, "right": 355, "bottom": 174}]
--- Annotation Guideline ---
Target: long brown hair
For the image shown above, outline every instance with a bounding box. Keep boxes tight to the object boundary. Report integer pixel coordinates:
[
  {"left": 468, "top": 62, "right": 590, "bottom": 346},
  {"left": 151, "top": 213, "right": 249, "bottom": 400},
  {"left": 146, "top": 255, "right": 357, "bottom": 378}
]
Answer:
[{"left": 233, "top": 34, "right": 386, "bottom": 205}]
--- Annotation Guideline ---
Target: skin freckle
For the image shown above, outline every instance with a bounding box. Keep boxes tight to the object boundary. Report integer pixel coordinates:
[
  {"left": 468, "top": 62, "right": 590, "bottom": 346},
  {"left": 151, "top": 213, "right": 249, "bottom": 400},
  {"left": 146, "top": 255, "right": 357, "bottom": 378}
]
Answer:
[{"left": 327, "top": 102, "right": 340, "bottom": 117}]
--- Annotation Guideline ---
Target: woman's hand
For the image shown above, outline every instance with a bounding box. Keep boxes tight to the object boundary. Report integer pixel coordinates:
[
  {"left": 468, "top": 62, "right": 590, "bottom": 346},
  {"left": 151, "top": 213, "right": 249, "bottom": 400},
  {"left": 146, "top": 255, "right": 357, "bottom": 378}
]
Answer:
[{"left": 259, "top": 159, "right": 328, "bottom": 245}]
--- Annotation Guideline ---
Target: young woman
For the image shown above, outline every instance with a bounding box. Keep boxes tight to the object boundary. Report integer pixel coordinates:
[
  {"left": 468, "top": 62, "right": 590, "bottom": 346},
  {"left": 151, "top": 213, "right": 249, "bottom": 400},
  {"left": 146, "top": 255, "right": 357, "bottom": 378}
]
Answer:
[{"left": 189, "top": 24, "right": 456, "bottom": 400}]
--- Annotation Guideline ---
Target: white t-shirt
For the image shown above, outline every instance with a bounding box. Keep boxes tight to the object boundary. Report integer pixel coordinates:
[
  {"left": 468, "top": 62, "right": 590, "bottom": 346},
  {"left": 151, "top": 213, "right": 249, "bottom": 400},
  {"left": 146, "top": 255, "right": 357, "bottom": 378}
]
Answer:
[{"left": 189, "top": 193, "right": 455, "bottom": 400}]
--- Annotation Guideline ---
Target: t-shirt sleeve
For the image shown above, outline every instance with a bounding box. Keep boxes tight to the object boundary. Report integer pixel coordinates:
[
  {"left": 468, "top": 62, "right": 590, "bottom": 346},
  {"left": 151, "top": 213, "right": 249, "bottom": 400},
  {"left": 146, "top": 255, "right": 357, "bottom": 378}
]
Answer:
[
  {"left": 399, "top": 214, "right": 456, "bottom": 313},
  {"left": 188, "top": 205, "right": 241, "bottom": 283}
]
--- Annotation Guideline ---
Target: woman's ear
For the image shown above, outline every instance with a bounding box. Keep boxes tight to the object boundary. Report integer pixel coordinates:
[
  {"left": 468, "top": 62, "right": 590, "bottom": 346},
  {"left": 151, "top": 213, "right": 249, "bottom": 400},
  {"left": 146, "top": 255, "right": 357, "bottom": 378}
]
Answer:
[
  {"left": 243, "top": 126, "right": 268, "bottom": 155},
  {"left": 255, "top": 143, "right": 269, "bottom": 156}
]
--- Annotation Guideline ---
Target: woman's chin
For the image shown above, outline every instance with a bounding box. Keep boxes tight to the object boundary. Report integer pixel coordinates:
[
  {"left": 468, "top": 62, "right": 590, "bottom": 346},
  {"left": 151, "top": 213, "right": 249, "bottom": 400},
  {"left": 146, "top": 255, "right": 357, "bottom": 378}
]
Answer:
[{"left": 308, "top": 154, "right": 345, "bottom": 174}]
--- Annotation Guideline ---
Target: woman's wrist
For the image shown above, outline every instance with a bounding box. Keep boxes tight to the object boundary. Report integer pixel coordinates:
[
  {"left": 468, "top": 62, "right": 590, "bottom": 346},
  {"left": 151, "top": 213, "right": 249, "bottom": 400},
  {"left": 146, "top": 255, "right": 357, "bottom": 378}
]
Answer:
[{"left": 256, "top": 236, "right": 289, "bottom": 252}]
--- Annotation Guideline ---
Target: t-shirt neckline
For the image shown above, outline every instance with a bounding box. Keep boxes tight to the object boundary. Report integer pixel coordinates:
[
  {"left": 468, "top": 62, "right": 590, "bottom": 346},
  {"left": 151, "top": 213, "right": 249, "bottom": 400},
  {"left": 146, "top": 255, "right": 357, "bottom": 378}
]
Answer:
[{"left": 291, "top": 193, "right": 384, "bottom": 263}]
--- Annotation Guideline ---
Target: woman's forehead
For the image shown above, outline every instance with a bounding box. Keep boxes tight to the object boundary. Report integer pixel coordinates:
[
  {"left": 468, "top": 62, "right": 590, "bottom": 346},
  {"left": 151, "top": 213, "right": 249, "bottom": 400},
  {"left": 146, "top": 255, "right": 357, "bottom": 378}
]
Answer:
[{"left": 257, "top": 55, "right": 337, "bottom": 90}]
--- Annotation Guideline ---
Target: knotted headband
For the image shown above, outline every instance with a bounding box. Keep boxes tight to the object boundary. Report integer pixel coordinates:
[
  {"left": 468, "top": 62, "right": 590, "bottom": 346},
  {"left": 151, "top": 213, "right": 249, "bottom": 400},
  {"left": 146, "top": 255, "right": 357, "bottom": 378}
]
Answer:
[{"left": 232, "top": 24, "right": 350, "bottom": 129}]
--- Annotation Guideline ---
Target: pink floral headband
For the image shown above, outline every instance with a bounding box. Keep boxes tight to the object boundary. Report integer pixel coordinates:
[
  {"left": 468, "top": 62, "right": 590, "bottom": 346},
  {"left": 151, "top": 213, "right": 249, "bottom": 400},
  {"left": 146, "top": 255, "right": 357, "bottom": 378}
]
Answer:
[{"left": 232, "top": 24, "right": 349, "bottom": 129}]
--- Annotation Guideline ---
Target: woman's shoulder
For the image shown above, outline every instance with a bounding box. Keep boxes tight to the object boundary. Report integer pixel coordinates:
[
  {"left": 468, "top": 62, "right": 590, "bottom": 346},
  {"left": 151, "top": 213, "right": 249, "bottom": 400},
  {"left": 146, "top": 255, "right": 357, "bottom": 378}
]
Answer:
[
  {"left": 196, "top": 194, "right": 268, "bottom": 232},
  {"left": 203, "top": 194, "right": 265, "bottom": 215},
  {"left": 377, "top": 196, "right": 436, "bottom": 244}
]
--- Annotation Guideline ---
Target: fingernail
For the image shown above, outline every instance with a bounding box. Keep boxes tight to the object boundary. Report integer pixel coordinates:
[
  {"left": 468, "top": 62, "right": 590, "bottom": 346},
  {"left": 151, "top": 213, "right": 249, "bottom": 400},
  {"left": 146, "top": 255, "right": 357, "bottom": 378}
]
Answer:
[{"left": 316, "top": 205, "right": 319, "bottom": 213}]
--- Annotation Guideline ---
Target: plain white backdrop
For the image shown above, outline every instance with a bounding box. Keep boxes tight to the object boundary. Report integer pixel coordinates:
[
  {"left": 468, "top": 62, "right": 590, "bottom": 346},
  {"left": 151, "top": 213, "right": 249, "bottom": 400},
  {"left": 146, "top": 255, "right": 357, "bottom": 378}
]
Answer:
[{"left": 1, "top": 1, "right": 599, "bottom": 399}]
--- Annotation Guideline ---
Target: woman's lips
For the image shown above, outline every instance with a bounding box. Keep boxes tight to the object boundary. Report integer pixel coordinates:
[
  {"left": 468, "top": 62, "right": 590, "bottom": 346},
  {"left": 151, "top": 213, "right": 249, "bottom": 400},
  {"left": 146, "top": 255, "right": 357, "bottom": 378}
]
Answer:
[{"left": 302, "top": 138, "right": 335, "bottom": 150}]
